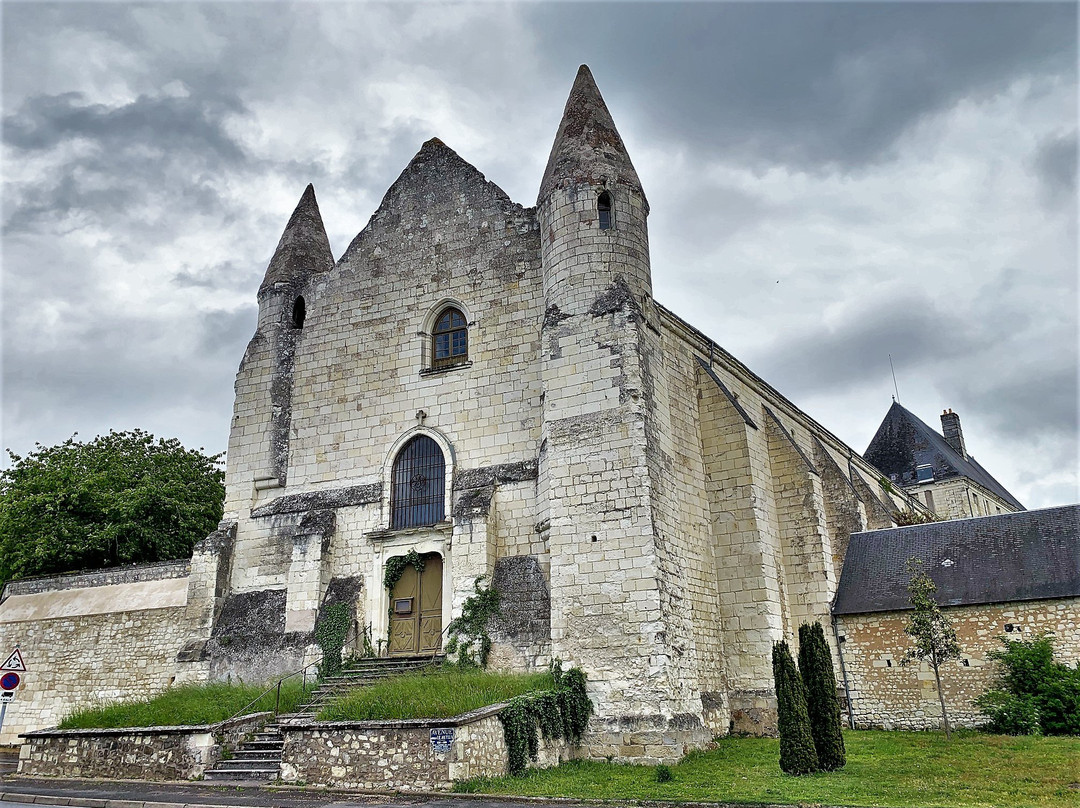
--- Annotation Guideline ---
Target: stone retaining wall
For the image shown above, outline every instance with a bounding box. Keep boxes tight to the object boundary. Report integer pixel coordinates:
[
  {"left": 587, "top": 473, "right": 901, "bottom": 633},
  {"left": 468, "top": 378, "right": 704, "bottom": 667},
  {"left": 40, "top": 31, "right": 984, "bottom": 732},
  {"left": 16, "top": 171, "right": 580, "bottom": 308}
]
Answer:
[
  {"left": 18, "top": 712, "right": 269, "bottom": 780},
  {"left": 1, "top": 560, "right": 191, "bottom": 601},
  {"left": 279, "top": 704, "right": 574, "bottom": 790}
]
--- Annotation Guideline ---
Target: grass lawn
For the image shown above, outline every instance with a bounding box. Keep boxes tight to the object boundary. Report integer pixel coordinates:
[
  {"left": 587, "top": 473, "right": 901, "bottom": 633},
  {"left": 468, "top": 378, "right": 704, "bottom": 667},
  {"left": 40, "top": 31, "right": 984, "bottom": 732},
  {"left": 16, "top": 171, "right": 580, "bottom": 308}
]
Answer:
[
  {"left": 455, "top": 729, "right": 1080, "bottom": 808},
  {"left": 318, "top": 668, "right": 553, "bottom": 721},
  {"left": 57, "top": 680, "right": 310, "bottom": 729}
]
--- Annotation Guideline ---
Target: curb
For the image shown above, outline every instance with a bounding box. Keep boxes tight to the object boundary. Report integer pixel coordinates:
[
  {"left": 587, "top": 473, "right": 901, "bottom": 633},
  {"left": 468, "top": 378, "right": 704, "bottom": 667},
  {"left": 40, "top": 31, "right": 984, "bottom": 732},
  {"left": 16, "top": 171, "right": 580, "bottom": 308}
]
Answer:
[{"left": 1, "top": 797, "right": 240, "bottom": 808}]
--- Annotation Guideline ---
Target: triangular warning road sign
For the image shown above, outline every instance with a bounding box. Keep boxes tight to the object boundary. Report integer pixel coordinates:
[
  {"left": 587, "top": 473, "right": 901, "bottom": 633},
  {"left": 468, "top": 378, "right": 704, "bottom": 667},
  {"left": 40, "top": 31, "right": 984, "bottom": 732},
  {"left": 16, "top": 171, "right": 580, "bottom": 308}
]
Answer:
[{"left": 1, "top": 648, "right": 25, "bottom": 672}]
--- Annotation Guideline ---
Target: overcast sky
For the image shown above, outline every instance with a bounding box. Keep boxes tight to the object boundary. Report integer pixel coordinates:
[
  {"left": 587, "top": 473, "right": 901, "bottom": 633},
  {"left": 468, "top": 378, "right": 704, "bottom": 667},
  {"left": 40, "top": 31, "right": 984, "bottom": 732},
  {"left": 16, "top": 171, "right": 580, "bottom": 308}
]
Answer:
[{"left": 2, "top": 1, "right": 1076, "bottom": 509}]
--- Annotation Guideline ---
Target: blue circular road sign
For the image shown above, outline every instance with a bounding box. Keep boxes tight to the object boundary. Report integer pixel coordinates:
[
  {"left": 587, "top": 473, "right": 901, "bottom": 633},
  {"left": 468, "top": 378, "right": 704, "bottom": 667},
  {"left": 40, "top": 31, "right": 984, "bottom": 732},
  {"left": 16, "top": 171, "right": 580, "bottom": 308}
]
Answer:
[{"left": 0, "top": 672, "right": 20, "bottom": 690}]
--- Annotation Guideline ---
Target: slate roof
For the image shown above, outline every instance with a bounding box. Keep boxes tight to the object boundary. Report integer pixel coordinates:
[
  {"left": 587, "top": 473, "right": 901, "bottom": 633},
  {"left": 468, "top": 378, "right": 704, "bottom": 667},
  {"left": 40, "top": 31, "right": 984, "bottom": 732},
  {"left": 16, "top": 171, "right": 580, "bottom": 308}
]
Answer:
[
  {"left": 833, "top": 505, "right": 1080, "bottom": 615},
  {"left": 864, "top": 401, "right": 1024, "bottom": 510}
]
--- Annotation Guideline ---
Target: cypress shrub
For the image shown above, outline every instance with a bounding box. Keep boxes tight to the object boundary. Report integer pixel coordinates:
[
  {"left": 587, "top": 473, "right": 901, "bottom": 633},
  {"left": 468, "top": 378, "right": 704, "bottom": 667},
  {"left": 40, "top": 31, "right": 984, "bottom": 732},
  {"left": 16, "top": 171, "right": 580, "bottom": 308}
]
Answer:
[
  {"left": 798, "top": 622, "right": 846, "bottom": 770},
  {"left": 772, "top": 640, "right": 819, "bottom": 775}
]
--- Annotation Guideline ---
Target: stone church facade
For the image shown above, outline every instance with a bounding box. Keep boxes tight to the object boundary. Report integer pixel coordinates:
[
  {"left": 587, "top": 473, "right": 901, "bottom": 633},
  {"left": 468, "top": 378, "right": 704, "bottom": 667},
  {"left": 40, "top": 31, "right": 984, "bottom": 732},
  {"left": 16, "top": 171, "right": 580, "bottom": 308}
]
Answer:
[
  {"left": 1, "top": 66, "right": 923, "bottom": 757},
  {"left": 185, "top": 65, "right": 918, "bottom": 759}
]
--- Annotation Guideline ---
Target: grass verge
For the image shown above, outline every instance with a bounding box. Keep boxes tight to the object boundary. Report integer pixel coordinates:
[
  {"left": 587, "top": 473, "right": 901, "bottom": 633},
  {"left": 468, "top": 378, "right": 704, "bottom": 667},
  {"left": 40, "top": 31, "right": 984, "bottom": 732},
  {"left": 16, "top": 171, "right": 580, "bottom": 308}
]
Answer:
[
  {"left": 318, "top": 668, "right": 553, "bottom": 721},
  {"left": 57, "top": 680, "right": 310, "bottom": 729},
  {"left": 455, "top": 729, "right": 1080, "bottom": 808}
]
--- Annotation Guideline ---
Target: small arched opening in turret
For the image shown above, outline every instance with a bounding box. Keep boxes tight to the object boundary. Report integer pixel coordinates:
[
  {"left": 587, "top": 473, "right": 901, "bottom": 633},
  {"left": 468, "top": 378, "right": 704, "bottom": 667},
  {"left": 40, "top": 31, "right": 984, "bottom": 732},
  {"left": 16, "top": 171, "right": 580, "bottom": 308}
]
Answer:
[
  {"left": 597, "top": 191, "right": 613, "bottom": 230},
  {"left": 291, "top": 296, "right": 306, "bottom": 329}
]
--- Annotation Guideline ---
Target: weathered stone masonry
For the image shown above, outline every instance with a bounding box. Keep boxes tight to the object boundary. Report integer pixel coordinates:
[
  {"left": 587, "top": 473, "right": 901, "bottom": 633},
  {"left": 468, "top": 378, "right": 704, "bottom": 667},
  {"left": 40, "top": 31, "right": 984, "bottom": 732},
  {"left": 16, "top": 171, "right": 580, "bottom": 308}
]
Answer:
[{"left": 1, "top": 65, "right": 935, "bottom": 758}]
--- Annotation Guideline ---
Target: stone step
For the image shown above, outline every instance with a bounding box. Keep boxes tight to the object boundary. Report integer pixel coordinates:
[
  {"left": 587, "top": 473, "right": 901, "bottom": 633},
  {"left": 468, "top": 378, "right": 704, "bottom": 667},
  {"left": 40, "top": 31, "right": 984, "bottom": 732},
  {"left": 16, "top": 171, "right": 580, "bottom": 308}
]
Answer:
[
  {"left": 215, "top": 757, "right": 281, "bottom": 769},
  {"left": 203, "top": 767, "right": 279, "bottom": 782},
  {"left": 232, "top": 748, "right": 282, "bottom": 760}
]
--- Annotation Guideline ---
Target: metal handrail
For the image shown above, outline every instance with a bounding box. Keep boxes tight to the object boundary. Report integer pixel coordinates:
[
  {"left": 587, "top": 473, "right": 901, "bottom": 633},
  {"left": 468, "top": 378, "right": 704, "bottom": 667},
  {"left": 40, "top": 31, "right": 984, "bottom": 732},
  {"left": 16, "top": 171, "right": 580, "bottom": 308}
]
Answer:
[{"left": 224, "top": 624, "right": 359, "bottom": 724}]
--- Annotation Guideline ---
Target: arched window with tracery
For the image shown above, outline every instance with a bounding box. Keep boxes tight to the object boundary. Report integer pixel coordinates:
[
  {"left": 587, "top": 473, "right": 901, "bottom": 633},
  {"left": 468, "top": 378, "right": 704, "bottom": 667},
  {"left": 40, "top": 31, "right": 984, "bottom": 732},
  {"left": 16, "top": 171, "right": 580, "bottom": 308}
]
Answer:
[
  {"left": 390, "top": 435, "right": 446, "bottom": 529},
  {"left": 431, "top": 306, "right": 468, "bottom": 369}
]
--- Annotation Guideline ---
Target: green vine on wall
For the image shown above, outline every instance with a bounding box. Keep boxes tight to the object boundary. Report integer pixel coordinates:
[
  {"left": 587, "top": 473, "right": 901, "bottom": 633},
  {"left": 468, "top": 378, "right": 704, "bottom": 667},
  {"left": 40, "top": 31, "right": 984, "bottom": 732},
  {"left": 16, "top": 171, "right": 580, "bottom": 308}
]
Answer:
[
  {"left": 444, "top": 576, "right": 500, "bottom": 668},
  {"left": 499, "top": 659, "right": 593, "bottom": 776},
  {"left": 383, "top": 549, "right": 425, "bottom": 591},
  {"left": 315, "top": 602, "right": 350, "bottom": 678}
]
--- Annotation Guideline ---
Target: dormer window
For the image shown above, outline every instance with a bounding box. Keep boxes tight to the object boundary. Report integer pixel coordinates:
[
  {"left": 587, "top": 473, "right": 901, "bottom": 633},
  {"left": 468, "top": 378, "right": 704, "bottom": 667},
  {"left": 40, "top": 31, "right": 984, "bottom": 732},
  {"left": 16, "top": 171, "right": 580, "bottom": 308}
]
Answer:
[
  {"left": 432, "top": 307, "right": 468, "bottom": 369},
  {"left": 292, "top": 296, "right": 306, "bottom": 329},
  {"left": 597, "top": 191, "right": 613, "bottom": 230},
  {"left": 916, "top": 464, "right": 934, "bottom": 483}
]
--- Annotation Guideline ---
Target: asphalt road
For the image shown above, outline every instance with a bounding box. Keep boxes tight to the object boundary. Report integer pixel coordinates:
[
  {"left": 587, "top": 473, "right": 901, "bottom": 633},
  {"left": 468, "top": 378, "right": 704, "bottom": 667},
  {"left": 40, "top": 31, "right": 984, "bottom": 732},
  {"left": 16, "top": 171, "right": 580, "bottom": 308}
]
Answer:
[{"left": 0, "top": 776, "right": 602, "bottom": 808}]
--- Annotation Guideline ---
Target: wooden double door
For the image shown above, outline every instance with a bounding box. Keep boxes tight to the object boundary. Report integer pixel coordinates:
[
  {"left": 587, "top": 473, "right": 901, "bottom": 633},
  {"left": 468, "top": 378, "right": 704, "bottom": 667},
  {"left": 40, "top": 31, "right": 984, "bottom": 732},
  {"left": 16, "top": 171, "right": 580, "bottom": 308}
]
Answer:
[{"left": 388, "top": 553, "right": 443, "bottom": 656}]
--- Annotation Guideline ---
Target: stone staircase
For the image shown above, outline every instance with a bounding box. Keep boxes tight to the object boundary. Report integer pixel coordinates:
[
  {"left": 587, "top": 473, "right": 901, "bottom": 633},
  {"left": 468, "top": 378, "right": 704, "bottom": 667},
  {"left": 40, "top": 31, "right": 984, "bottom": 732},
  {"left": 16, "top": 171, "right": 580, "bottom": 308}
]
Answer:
[
  {"left": 202, "top": 724, "right": 284, "bottom": 782},
  {"left": 293, "top": 654, "right": 444, "bottom": 717},
  {"left": 201, "top": 654, "right": 443, "bottom": 782}
]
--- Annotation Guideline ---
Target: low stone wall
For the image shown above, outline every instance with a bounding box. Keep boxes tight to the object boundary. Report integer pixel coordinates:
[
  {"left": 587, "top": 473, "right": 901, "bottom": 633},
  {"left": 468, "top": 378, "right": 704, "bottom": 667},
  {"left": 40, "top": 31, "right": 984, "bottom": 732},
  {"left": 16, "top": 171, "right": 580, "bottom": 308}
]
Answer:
[
  {"left": 18, "top": 712, "right": 269, "bottom": 780},
  {"left": 280, "top": 704, "right": 574, "bottom": 790}
]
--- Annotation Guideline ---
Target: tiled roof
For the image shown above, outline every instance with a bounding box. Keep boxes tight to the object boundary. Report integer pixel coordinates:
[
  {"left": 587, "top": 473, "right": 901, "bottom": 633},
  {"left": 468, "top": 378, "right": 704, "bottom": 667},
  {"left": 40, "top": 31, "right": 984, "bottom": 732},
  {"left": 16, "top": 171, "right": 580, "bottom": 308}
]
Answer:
[
  {"left": 833, "top": 505, "right": 1080, "bottom": 615},
  {"left": 864, "top": 401, "right": 1024, "bottom": 510}
]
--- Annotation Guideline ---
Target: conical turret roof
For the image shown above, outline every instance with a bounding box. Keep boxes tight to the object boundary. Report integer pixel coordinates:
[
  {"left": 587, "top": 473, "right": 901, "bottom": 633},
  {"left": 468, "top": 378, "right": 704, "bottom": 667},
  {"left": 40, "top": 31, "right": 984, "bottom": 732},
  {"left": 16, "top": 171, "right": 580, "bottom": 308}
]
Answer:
[
  {"left": 538, "top": 65, "right": 645, "bottom": 205},
  {"left": 259, "top": 184, "right": 334, "bottom": 295}
]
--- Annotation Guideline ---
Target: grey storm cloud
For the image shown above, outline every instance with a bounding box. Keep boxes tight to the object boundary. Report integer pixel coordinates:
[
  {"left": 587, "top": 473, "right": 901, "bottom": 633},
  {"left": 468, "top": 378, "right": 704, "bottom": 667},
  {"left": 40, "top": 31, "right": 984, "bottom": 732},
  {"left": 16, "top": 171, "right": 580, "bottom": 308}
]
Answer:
[
  {"left": 1033, "top": 129, "right": 1079, "bottom": 207},
  {"left": 1, "top": 2, "right": 1075, "bottom": 509},
  {"left": 528, "top": 2, "right": 1077, "bottom": 170},
  {"left": 3, "top": 91, "right": 247, "bottom": 234},
  {"left": 754, "top": 289, "right": 1077, "bottom": 448},
  {"left": 756, "top": 294, "right": 984, "bottom": 393}
]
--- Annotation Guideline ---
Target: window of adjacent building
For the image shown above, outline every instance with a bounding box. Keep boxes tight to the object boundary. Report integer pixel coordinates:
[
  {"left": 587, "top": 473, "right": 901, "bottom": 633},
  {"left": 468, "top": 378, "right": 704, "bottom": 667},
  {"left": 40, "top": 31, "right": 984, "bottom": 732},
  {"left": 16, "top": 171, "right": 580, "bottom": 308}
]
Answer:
[
  {"left": 924, "top": 490, "right": 935, "bottom": 511},
  {"left": 916, "top": 464, "right": 934, "bottom": 483},
  {"left": 431, "top": 307, "right": 468, "bottom": 369},
  {"left": 390, "top": 435, "right": 446, "bottom": 529},
  {"left": 597, "top": 191, "right": 613, "bottom": 230},
  {"left": 292, "top": 296, "right": 306, "bottom": 329}
]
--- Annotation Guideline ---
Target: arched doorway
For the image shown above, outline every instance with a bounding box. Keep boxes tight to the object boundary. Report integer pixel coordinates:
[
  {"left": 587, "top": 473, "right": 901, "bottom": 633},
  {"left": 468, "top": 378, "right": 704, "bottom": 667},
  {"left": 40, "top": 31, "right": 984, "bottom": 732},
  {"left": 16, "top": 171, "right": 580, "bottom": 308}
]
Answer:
[{"left": 388, "top": 553, "right": 443, "bottom": 656}]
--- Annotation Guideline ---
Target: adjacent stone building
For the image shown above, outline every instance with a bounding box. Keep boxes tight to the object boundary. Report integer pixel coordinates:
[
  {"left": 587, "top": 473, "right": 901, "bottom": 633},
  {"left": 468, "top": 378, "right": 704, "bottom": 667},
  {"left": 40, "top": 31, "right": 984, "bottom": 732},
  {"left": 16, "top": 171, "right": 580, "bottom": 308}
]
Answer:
[
  {"left": 2, "top": 66, "right": 928, "bottom": 756},
  {"left": 833, "top": 504, "right": 1079, "bottom": 730},
  {"left": 865, "top": 401, "right": 1024, "bottom": 519}
]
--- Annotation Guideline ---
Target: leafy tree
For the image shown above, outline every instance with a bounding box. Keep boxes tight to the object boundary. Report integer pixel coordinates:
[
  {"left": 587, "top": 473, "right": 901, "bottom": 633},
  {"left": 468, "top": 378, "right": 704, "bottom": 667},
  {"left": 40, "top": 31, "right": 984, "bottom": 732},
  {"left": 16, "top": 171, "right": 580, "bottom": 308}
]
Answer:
[
  {"left": 0, "top": 430, "right": 224, "bottom": 585},
  {"left": 901, "top": 558, "right": 962, "bottom": 739},
  {"left": 976, "top": 634, "right": 1080, "bottom": 736},
  {"left": 772, "top": 640, "right": 819, "bottom": 775},
  {"left": 798, "top": 622, "right": 846, "bottom": 770}
]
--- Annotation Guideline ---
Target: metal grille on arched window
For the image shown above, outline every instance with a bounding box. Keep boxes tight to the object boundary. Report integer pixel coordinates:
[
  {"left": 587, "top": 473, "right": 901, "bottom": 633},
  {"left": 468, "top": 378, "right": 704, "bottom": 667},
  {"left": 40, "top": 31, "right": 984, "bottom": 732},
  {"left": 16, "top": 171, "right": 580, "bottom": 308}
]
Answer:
[
  {"left": 597, "top": 191, "right": 613, "bottom": 230},
  {"left": 391, "top": 436, "right": 446, "bottom": 529},
  {"left": 432, "top": 307, "right": 468, "bottom": 369}
]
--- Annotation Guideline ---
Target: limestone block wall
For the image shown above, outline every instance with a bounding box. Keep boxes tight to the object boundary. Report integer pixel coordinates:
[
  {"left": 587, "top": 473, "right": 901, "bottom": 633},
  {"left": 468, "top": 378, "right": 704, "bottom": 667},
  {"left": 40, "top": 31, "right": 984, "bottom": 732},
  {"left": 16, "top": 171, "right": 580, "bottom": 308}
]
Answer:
[
  {"left": 765, "top": 409, "right": 836, "bottom": 641},
  {"left": 662, "top": 307, "right": 921, "bottom": 734},
  {"left": 836, "top": 597, "right": 1080, "bottom": 730},
  {"left": 908, "top": 477, "right": 1017, "bottom": 521},
  {"left": 282, "top": 142, "right": 544, "bottom": 493},
  {"left": 540, "top": 304, "right": 689, "bottom": 754},
  {"left": 651, "top": 333, "right": 729, "bottom": 734},
  {"left": 0, "top": 563, "right": 196, "bottom": 745}
]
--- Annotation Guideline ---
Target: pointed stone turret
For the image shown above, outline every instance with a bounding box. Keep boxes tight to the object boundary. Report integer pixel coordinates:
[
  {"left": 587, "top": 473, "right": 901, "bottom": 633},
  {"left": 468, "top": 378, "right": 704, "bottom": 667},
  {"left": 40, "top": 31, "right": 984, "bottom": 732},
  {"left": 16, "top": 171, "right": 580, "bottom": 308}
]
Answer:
[
  {"left": 538, "top": 65, "right": 645, "bottom": 206},
  {"left": 259, "top": 184, "right": 334, "bottom": 297}
]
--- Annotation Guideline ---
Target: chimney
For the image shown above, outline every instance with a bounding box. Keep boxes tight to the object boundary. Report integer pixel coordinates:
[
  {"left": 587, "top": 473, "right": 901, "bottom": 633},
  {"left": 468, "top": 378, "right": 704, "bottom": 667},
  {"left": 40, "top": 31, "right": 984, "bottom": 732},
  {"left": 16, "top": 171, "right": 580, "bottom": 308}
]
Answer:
[{"left": 941, "top": 409, "right": 967, "bottom": 459}]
